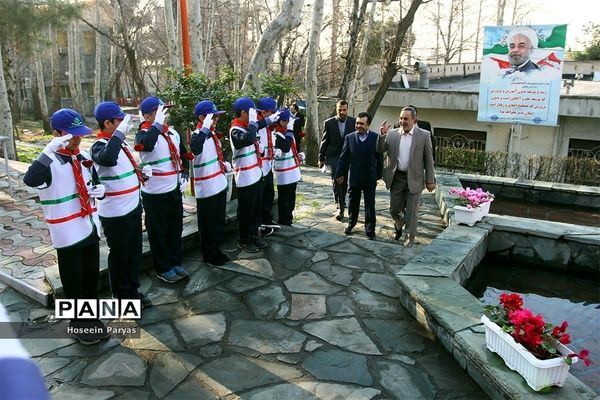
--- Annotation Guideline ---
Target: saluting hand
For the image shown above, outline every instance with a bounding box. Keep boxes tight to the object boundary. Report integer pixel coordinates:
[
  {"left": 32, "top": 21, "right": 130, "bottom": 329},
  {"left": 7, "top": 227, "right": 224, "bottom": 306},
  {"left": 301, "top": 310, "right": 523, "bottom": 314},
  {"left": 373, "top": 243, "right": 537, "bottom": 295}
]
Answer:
[{"left": 380, "top": 120, "right": 391, "bottom": 135}]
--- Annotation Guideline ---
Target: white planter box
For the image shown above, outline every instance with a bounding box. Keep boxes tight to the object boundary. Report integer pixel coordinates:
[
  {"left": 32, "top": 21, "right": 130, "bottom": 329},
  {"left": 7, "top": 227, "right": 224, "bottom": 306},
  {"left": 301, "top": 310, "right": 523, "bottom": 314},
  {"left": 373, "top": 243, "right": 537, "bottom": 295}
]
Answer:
[
  {"left": 480, "top": 200, "right": 491, "bottom": 215},
  {"left": 453, "top": 205, "right": 482, "bottom": 226},
  {"left": 481, "top": 315, "right": 576, "bottom": 391}
]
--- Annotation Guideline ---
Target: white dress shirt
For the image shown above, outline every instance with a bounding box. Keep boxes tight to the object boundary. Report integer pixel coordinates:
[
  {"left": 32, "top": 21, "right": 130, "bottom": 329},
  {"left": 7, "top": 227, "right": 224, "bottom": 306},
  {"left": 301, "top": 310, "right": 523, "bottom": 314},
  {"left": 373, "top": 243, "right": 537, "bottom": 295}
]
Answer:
[{"left": 397, "top": 126, "right": 414, "bottom": 171}]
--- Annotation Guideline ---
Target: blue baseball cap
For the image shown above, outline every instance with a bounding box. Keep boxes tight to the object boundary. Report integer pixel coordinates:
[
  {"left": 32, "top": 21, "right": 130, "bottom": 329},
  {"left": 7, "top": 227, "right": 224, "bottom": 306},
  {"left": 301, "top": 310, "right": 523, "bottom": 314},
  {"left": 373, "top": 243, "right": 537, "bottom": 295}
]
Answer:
[
  {"left": 257, "top": 97, "right": 277, "bottom": 112},
  {"left": 140, "top": 96, "right": 170, "bottom": 115},
  {"left": 50, "top": 109, "right": 92, "bottom": 137},
  {"left": 277, "top": 108, "right": 292, "bottom": 122},
  {"left": 233, "top": 97, "right": 255, "bottom": 114},
  {"left": 93, "top": 101, "right": 127, "bottom": 123},
  {"left": 195, "top": 100, "right": 226, "bottom": 117}
]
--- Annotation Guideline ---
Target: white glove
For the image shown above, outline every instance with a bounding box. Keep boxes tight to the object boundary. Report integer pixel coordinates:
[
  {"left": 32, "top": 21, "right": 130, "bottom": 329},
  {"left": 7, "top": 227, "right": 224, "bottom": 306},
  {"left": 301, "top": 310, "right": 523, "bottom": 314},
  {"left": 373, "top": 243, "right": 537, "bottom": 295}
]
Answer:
[
  {"left": 116, "top": 114, "right": 133, "bottom": 134},
  {"left": 87, "top": 184, "right": 106, "bottom": 198},
  {"left": 138, "top": 110, "right": 144, "bottom": 122},
  {"left": 248, "top": 108, "right": 258, "bottom": 124},
  {"left": 141, "top": 165, "right": 153, "bottom": 177},
  {"left": 298, "top": 152, "right": 306, "bottom": 164},
  {"left": 202, "top": 113, "right": 214, "bottom": 130},
  {"left": 273, "top": 148, "right": 282, "bottom": 159},
  {"left": 154, "top": 104, "right": 168, "bottom": 125},
  {"left": 287, "top": 117, "right": 295, "bottom": 132},
  {"left": 224, "top": 161, "right": 233, "bottom": 172},
  {"left": 43, "top": 134, "right": 72, "bottom": 156},
  {"left": 179, "top": 175, "right": 189, "bottom": 193},
  {"left": 266, "top": 111, "right": 281, "bottom": 125}
]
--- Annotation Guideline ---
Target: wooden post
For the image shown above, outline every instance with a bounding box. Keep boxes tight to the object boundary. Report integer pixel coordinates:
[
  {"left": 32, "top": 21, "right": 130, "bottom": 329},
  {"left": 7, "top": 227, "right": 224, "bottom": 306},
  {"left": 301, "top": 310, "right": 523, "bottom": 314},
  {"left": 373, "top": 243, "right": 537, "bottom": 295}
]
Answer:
[{"left": 180, "top": 0, "right": 192, "bottom": 76}]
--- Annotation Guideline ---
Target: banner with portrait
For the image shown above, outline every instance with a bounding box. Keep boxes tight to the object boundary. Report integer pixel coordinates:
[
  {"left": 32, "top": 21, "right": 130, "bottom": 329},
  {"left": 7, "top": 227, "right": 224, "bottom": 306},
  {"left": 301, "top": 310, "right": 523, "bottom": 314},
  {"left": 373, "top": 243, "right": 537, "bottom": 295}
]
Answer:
[{"left": 477, "top": 24, "right": 567, "bottom": 126}]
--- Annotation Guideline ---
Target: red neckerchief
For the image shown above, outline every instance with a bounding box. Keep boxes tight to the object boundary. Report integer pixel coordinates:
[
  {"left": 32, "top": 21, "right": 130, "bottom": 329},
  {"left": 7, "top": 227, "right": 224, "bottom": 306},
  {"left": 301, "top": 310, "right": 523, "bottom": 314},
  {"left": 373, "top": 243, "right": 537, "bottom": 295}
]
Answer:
[
  {"left": 230, "top": 118, "right": 262, "bottom": 169},
  {"left": 264, "top": 126, "right": 274, "bottom": 161},
  {"left": 97, "top": 130, "right": 144, "bottom": 185},
  {"left": 196, "top": 122, "right": 225, "bottom": 173},
  {"left": 140, "top": 121, "right": 182, "bottom": 173},
  {"left": 55, "top": 147, "right": 93, "bottom": 217},
  {"left": 290, "top": 137, "right": 301, "bottom": 167}
]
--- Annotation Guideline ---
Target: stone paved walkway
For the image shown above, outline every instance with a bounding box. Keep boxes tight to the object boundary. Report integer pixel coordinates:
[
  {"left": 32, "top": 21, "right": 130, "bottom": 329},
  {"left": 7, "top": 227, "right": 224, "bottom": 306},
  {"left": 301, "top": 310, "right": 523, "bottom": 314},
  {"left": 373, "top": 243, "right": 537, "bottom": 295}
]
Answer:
[{"left": 0, "top": 165, "right": 486, "bottom": 399}]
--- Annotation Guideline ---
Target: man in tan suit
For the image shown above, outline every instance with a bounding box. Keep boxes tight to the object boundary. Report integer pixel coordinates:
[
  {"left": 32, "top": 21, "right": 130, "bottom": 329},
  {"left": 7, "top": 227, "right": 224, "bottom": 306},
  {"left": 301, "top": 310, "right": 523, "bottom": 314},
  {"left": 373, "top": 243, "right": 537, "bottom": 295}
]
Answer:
[{"left": 377, "top": 107, "right": 435, "bottom": 247}]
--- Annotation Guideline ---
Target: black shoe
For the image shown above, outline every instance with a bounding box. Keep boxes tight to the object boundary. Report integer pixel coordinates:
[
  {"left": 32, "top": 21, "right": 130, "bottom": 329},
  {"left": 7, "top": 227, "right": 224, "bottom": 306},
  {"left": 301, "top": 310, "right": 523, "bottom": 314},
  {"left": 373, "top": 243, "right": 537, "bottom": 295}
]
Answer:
[
  {"left": 238, "top": 242, "right": 259, "bottom": 253},
  {"left": 367, "top": 233, "right": 376, "bottom": 241},
  {"left": 261, "top": 221, "right": 281, "bottom": 229},
  {"left": 394, "top": 228, "right": 403, "bottom": 241},
  {"left": 204, "top": 254, "right": 225, "bottom": 266},
  {"left": 69, "top": 320, "right": 109, "bottom": 345},
  {"left": 344, "top": 225, "right": 354, "bottom": 235},
  {"left": 254, "top": 238, "right": 268, "bottom": 249},
  {"left": 138, "top": 293, "right": 153, "bottom": 309},
  {"left": 335, "top": 211, "right": 345, "bottom": 221},
  {"left": 217, "top": 250, "right": 230, "bottom": 263},
  {"left": 258, "top": 226, "right": 275, "bottom": 237}
]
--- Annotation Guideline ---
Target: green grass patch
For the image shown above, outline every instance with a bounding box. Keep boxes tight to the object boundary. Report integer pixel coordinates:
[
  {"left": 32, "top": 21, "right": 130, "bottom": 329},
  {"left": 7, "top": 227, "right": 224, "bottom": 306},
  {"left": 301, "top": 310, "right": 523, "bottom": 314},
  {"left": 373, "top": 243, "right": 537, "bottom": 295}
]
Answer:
[{"left": 17, "top": 145, "right": 40, "bottom": 164}]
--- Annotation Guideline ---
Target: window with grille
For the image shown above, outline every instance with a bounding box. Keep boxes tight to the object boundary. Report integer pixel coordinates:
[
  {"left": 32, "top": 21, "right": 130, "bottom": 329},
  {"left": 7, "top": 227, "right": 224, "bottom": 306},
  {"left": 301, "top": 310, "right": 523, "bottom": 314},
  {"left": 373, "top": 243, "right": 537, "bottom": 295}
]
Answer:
[{"left": 568, "top": 139, "right": 600, "bottom": 161}]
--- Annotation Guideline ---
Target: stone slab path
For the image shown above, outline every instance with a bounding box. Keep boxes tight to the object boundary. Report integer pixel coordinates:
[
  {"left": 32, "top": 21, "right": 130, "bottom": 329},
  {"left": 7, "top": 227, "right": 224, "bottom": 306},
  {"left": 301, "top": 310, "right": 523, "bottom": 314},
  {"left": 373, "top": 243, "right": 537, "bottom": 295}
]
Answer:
[{"left": 0, "top": 165, "right": 486, "bottom": 399}]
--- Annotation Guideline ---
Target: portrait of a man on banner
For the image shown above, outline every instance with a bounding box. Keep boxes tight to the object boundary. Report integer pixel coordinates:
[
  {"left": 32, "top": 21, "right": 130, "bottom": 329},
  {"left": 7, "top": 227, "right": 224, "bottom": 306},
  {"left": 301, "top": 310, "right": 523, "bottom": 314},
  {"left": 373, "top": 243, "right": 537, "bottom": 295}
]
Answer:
[{"left": 477, "top": 24, "right": 567, "bottom": 127}]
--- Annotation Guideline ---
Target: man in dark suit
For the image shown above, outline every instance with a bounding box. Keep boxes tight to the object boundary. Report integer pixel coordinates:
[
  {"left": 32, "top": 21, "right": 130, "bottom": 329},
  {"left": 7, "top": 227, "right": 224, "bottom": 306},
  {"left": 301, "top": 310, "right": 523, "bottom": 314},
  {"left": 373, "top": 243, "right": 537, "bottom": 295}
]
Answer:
[
  {"left": 409, "top": 105, "right": 436, "bottom": 162},
  {"left": 505, "top": 28, "right": 541, "bottom": 75},
  {"left": 377, "top": 106, "right": 435, "bottom": 247},
  {"left": 335, "top": 112, "right": 381, "bottom": 240},
  {"left": 318, "top": 100, "right": 356, "bottom": 221},
  {"left": 290, "top": 103, "right": 306, "bottom": 152}
]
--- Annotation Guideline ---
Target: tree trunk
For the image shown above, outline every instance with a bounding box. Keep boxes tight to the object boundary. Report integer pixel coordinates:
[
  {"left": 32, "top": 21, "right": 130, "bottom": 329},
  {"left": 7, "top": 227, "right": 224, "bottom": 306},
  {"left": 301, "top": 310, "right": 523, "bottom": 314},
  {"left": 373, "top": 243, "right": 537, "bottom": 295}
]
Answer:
[
  {"left": 164, "top": 0, "right": 181, "bottom": 70},
  {"left": 367, "top": 0, "right": 424, "bottom": 118},
  {"left": 189, "top": 0, "right": 205, "bottom": 73},
  {"left": 2, "top": 46, "right": 20, "bottom": 125},
  {"left": 329, "top": 0, "right": 340, "bottom": 89},
  {"left": 50, "top": 26, "right": 62, "bottom": 111},
  {"left": 473, "top": 0, "right": 483, "bottom": 62},
  {"left": 105, "top": 40, "right": 117, "bottom": 99},
  {"left": 496, "top": 0, "right": 507, "bottom": 25},
  {"left": 0, "top": 43, "right": 17, "bottom": 160},
  {"left": 116, "top": 0, "right": 146, "bottom": 97},
  {"left": 305, "top": 0, "right": 324, "bottom": 164},
  {"left": 458, "top": 0, "right": 464, "bottom": 63},
  {"left": 349, "top": 0, "right": 377, "bottom": 108},
  {"left": 336, "top": 0, "right": 369, "bottom": 101},
  {"left": 34, "top": 42, "right": 51, "bottom": 132},
  {"left": 242, "top": 0, "right": 305, "bottom": 91},
  {"left": 94, "top": 0, "right": 102, "bottom": 105},
  {"left": 67, "top": 20, "right": 84, "bottom": 111}
]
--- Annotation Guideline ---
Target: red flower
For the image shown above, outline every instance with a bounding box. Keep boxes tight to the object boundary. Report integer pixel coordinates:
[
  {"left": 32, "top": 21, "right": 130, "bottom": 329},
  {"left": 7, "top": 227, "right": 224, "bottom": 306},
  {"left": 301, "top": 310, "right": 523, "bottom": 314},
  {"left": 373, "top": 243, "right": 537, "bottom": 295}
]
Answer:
[
  {"left": 559, "top": 334, "right": 571, "bottom": 344},
  {"left": 182, "top": 151, "right": 194, "bottom": 160},
  {"left": 81, "top": 160, "right": 94, "bottom": 168},
  {"left": 500, "top": 293, "right": 523, "bottom": 312},
  {"left": 485, "top": 292, "right": 591, "bottom": 366},
  {"left": 134, "top": 143, "right": 145, "bottom": 151}
]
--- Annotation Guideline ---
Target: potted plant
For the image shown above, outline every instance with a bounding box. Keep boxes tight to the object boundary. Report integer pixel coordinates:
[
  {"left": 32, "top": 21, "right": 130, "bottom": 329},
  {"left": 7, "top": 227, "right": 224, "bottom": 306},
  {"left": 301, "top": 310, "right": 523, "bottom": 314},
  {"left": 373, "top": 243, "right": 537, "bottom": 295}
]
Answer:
[
  {"left": 482, "top": 293, "right": 591, "bottom": 391},
  {"left": 448, "top": 187, "right": 494, "bottom": 226}
]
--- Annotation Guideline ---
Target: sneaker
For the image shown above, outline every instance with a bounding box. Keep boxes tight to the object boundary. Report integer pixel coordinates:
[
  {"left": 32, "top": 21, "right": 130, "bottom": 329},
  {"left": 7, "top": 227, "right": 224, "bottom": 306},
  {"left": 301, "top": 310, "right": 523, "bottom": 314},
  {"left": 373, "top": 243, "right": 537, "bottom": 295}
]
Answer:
[
  {"left": 261, "top": 221, "right": 281, "bottom": 229},
  {"left": 254, "top": 238, "right": 268, "bottom": 249},
  {"left": 138, "top": 292, "right": 153, "bottom": 308},
  {"left": 156, "top": 269, "right": 183, "bottom": 283},
  {"left": 258, "top": 226, "right": 275, "bottom": 237},
  {"left": 172, "top": 266, "right": 189, "bottom": 278},
  {"left": 238, "top": 242, "right": 259, "bottom": 253}
]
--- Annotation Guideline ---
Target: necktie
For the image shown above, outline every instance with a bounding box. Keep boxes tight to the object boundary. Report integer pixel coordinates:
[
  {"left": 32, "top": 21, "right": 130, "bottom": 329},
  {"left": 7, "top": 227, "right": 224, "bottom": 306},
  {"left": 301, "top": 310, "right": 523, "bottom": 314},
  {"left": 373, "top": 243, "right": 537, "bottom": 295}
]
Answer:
[
  {"left": 122, "top": 145, "right": 145, "bottom": 186},
  {"left": 161, "top": 129, "right": 182, "bottom": 173},
  {"left": 56, "top": 149, "right": 93, "bottom": 217}
]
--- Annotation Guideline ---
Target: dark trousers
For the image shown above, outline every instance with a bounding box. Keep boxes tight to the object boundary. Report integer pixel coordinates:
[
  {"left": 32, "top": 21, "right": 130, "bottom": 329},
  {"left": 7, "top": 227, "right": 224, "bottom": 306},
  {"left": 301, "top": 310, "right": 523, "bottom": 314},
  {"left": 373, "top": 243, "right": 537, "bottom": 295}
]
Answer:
[
  {"left": 261, "top": 170, "right": 275, "bottom": 224},
  {"left": 347, "top": 183, "right": 377, "bottom": 236},
  {"left": 329, "top": 158, "right": 347, "bottom": 211},
  {"left": 197, "top": 189, "right": 227, "bottom": 259},
  {"left": 277, "top": 182, "right": 297, "bottom": 225},
  {"left": 294, "top": 134, "right": 303, "bottom": 153},
  {"left": 142, "top": 189, "right": 183, "bottom": 274},
  {"left": 236, "top": 179, "right": 262, "bottom": 244},
  {"left": 100, "top": 205, "right": 142, "bottom": 299},
  {"left": 56, "top": 240, "right": 100, "bottom": 300}
]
